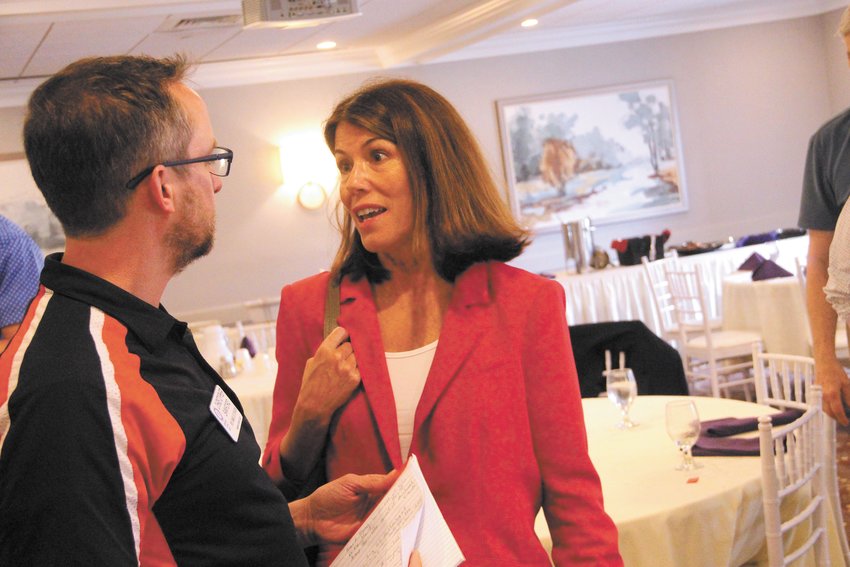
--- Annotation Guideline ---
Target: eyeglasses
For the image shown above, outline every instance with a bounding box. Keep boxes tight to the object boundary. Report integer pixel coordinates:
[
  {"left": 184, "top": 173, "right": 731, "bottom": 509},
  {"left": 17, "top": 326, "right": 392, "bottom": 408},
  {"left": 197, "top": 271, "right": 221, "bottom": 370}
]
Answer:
[{"left": 125, "top": 146, "right": 234, "bottom": 189}]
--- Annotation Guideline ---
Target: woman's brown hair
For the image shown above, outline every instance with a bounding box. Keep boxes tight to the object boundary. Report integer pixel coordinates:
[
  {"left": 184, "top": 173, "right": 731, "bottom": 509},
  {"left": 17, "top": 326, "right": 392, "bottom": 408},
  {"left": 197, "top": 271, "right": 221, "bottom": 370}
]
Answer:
[{"left": 324, "top": 78, "right": 530, "bottom": 283}]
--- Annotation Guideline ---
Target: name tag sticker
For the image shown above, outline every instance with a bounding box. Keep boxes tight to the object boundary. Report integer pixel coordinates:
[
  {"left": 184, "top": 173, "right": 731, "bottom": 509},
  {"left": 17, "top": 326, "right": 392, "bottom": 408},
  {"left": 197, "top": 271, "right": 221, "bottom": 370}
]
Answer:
[{"left": 209, "top": 385, "right": 242, "bottom": 442}]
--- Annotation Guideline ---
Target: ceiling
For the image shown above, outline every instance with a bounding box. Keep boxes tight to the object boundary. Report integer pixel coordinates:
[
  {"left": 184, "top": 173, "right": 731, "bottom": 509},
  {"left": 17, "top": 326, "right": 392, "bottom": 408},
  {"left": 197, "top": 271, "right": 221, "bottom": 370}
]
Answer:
[{"left": 0, "top": 0, "right": 846, "bottom": 106}]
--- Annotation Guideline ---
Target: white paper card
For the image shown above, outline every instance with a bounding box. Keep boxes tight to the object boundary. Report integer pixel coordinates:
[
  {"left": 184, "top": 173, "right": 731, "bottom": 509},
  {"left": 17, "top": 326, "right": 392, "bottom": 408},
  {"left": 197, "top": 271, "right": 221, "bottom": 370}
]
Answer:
[
  {"left": 331, "top": 454, "right": 464, "bottom": 567},
  {"left": 209, "top": 384, "right": 242, "bottom": 442}
]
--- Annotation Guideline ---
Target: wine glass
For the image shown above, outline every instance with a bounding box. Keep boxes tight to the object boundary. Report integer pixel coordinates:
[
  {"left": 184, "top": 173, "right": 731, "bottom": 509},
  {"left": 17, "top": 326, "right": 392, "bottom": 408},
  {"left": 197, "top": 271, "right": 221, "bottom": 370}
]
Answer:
[
  {"left": 605, "top": 368, "right": 638, "bottom": 429},
  {"left": 665, "top": 400, "right": 702, "bottom": 471}
]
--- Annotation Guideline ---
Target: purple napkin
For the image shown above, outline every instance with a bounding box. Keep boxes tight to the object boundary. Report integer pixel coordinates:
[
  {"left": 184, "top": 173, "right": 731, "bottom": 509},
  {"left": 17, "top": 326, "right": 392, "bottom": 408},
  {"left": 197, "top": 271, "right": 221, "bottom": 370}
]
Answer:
[
  {"left": 700, "top": 408, "right": 802, "bottom": 437},
  {"left": 737, "top": 252, "right": 765, "bottom": 271},
  {"left": 240, "top": 335, "right": 258, "bottom": 358},
  {"left": 736, "top": 231, "right": 778, "bottom": 247},
  {"left": 691, "top": 408, "right": 802, "bottom": 457},
  {"left": 692, "top": 436, "right": 759, "bottom": 456},
  {"left": 751, "top": 259, "right": 793, "bottom": 281}
]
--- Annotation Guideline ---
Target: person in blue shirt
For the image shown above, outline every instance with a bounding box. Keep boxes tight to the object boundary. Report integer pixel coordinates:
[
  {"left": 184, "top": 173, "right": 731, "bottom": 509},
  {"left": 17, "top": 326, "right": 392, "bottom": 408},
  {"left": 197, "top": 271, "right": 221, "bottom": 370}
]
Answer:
[{"left": 0, "top": 214, "right": 43, "bottom": 351}]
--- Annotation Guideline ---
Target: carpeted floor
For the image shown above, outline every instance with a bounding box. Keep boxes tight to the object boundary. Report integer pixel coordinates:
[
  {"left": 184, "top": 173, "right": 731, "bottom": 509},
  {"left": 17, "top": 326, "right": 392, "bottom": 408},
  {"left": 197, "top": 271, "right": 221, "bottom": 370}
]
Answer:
[{"left": 836, "top": 426, "right": 850, "bottom": 540}]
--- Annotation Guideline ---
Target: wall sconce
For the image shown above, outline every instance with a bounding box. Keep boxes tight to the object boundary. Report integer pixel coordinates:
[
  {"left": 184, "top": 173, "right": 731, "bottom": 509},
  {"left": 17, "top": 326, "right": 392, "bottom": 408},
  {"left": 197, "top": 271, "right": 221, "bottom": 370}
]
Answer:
[
  {"left": 277, "top": 131, "right": 335, "bottom": 209},
  {"left": 297, "top": 181, "right": 327, "bottom": 210}
]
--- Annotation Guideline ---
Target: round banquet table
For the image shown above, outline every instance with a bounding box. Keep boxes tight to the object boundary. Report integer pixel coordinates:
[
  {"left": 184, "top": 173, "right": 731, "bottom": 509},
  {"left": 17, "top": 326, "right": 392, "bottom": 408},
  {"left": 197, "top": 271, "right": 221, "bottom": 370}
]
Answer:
[
  {"left": 534, "top": 396, "right": 846, "bottom": 567},
  {"left": 552, "top": 236, "right": 809, "bottom": 336},
  {"left": 721, "top": 270, "right": 810, "bottom": 357}
]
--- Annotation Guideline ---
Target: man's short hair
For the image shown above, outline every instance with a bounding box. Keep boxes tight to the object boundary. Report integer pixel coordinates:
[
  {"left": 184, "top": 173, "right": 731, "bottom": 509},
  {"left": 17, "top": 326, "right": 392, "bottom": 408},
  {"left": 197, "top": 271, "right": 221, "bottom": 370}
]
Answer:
[{"left": 24, "top": 55, "right": 192, "bottom": 237}]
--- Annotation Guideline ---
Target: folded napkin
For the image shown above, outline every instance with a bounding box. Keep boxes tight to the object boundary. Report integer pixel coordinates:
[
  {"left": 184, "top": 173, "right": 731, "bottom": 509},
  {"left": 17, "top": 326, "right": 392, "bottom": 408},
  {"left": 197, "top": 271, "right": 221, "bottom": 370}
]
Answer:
[
  {"left": 691, "top": 408, "right": 803, "bottom": 457},
  {"left": 751, "top": 259, "right": 793, "bottom": 281},
  {"left": 692, "top": 436, "right": 759, "bottom": 457},
  {"left": 736, "top": 231, "right": 777, "bottom": 247},
  {"left": 700, "top": 408, "right": 802, "bottom": 437},
  {"left": 737, "top": 252, "right": 765, "bottom": 271},
  {"left": 240, "top": 336, "right": 258, "bottom": 358}
]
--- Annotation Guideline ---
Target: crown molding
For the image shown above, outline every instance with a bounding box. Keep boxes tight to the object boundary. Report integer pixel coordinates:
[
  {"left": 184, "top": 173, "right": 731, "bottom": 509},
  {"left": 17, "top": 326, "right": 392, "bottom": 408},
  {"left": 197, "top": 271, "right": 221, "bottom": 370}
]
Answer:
[
  {"left": 434, "top": 0, "right": 850, "bottom": 63},
  {"left": 0, "top": 48, "right": 385, "bottom": 107},
  {"left": 0, "top": 78, "right": 42, "bottom": 108},
  {"left": 376, "top": 0, "right": 577, "bottom": 67},
  {"left": 189, "top": 47, "right": 386, "bottom": 90},
  {"left": 0, "top": 0, "right": 846, "bottom": 107}
]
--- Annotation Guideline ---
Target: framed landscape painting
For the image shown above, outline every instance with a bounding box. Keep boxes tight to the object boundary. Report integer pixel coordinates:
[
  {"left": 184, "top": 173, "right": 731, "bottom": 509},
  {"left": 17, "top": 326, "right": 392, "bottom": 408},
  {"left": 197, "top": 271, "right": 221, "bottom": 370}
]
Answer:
[
  {"left": 0, "top": 154, "right": 64, "bottom": 253},
  {"left": 497, "top": 80, "right": 688, "bottom": 232}
]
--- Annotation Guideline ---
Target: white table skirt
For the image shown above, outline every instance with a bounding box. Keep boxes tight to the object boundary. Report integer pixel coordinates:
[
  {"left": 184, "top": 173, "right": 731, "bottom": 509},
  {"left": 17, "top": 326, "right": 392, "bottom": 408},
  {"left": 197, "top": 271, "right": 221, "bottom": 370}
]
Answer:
[
  {"left": 535, "top": 396, "right": 845, "bottom": 567},
  {"left": 554, "top": 236, "right": 809, "bottom": 335},
  {"left": 225, "top": 363, "right": 277, "bottom": 451},
  {"left": 722, "top": 271, "right": 809, "bottom": 356}
]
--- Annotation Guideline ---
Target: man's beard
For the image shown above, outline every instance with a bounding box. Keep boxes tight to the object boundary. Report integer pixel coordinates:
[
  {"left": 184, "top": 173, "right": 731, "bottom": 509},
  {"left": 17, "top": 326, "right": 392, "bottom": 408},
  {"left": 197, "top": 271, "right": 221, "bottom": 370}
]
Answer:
[
  {"left": 167, "top": 197, "right": 215, "bottom": 274},
  {"left": 170, "top": 227, "right": 213, "bottom": 274}
]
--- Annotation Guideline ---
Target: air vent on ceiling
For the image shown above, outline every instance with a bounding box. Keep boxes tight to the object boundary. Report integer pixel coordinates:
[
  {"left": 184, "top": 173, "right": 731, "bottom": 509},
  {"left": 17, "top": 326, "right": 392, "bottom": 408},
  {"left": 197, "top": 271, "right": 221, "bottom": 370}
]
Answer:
[
  {"left": 157, "top": 14, "right": 243, "bottom": 32},
  {"left": 242, "top": 0, "right": 361, "bottom": 29}
]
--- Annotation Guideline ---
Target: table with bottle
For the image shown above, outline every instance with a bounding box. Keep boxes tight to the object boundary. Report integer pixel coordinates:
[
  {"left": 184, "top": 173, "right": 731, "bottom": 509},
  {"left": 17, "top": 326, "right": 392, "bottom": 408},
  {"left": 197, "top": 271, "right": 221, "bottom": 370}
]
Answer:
[
  {"left": 552, "top": 235, "right": 809, "bottom": 336},
  {"left": 534, "top": 394, "right": 846, "bottom": 567}
]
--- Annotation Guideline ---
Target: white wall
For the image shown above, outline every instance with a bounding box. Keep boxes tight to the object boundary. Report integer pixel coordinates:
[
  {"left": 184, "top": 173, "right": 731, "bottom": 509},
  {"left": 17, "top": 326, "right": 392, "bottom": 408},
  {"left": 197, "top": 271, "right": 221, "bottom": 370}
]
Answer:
[
  {"left": 0, "top": 107, "right": 24, "bottom": 155},
  {"left": 824, "top": 8, "right": 850, "bottom": 112},
  {"left": 2, "top": 10, "right": 848, "bottom": 322}
]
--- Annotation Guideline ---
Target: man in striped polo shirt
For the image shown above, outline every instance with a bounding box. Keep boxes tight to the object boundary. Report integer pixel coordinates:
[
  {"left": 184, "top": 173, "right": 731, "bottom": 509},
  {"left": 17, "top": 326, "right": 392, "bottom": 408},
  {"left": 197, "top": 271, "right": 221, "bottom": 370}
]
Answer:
[{"left": 0, "top": 55, "right": 395, "bottom": 565}]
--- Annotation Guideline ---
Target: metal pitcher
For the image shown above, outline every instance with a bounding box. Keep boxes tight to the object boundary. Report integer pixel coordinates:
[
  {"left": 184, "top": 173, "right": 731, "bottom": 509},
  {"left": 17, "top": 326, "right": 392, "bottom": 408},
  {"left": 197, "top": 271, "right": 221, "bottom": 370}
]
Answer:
[{"left": 562, "top": 217, "right": 595, "bottom": 273}]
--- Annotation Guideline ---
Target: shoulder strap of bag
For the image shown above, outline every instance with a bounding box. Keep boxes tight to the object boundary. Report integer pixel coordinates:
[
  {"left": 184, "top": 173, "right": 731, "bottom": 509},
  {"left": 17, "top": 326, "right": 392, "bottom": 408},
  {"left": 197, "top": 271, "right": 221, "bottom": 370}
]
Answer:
[
  {"left": 298, "top": 274, "right": 340, "bottom": 567},
  {"left": 324, "top": 276, "right": 340, "bottom": 339}
]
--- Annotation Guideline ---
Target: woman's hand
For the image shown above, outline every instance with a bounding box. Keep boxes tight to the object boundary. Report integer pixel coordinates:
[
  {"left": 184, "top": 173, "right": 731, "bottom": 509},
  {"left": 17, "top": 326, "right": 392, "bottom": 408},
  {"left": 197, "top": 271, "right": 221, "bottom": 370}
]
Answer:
[
  {"left": 295, "top": 326, "right": 361, "bottom": 424},
  {"left": 278, "top": 326, "right": 361, "bottom": 479}
]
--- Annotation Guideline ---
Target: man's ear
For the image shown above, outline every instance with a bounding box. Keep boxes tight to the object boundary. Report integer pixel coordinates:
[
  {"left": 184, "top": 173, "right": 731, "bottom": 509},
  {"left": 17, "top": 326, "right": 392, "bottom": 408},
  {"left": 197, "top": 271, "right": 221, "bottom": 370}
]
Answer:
[{"left": 143, "top": 165, "right": 176, "bottom": 213}]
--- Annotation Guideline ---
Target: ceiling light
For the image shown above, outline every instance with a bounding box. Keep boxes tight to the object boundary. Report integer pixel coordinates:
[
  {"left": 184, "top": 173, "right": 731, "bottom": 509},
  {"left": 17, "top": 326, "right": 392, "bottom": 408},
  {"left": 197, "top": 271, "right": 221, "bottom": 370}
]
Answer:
[
  {"left": 317, "top": 41, "right": 337, "bottom": 50},
  {"left": 521, "top": 18, "right": 538, "bottom": 28}
]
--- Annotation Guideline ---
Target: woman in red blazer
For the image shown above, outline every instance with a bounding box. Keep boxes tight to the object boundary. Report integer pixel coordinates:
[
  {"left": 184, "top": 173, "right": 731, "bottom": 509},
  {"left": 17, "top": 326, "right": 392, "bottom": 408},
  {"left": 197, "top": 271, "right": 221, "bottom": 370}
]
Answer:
[{"left": 262, "top": 79, "right": 622, "bottom": 566}]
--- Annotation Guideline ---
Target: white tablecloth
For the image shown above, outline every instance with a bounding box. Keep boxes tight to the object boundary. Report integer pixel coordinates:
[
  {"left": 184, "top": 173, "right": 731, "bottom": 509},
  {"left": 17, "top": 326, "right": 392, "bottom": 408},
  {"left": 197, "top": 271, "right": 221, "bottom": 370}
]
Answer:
[
  {"left": 555, "top": 236, "right": 809, "bottom": 335},
  {"left": 225, "top": 364, "right": 277, "bottom": 451},
  {"left": 722, "top": 271, "right": 809, "bottom": 356},
  {"left": 222, "top": 371, "right": 845, "bottom": 565},
  {"left": 535, "top": 396, "right": 845, "bottom": 567}
]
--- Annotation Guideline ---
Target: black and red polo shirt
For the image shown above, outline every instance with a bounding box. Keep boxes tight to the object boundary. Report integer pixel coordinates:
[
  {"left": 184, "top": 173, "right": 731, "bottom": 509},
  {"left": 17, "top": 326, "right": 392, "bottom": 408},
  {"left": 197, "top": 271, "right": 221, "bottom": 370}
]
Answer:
[{"left": 0, "top": 254, "right": 307, "bottom": 566}]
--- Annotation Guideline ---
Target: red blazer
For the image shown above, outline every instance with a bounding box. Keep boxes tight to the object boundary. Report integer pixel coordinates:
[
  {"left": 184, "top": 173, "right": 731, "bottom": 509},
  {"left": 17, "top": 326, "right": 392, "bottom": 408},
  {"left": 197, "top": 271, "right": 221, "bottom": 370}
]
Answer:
[{"left": 262, "top": 262, "right": 622, "bottom": 566}]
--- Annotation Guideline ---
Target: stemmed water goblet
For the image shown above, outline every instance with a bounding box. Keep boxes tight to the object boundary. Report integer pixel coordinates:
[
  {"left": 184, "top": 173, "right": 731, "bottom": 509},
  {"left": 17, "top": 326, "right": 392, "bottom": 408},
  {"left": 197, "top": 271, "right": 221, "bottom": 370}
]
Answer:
[
  {"left": 665, "top": 400, "right": 703, "bottom": 471},
  {"left": 605, "top": 368, "right": 638, "bottom": 429}
]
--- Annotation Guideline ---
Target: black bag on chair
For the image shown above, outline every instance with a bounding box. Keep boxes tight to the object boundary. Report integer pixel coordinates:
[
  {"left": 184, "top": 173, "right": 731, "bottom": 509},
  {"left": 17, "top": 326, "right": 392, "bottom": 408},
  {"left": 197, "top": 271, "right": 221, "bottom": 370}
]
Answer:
[{"left": 568, "top": 320, "right": 688, "bottom": 397}]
